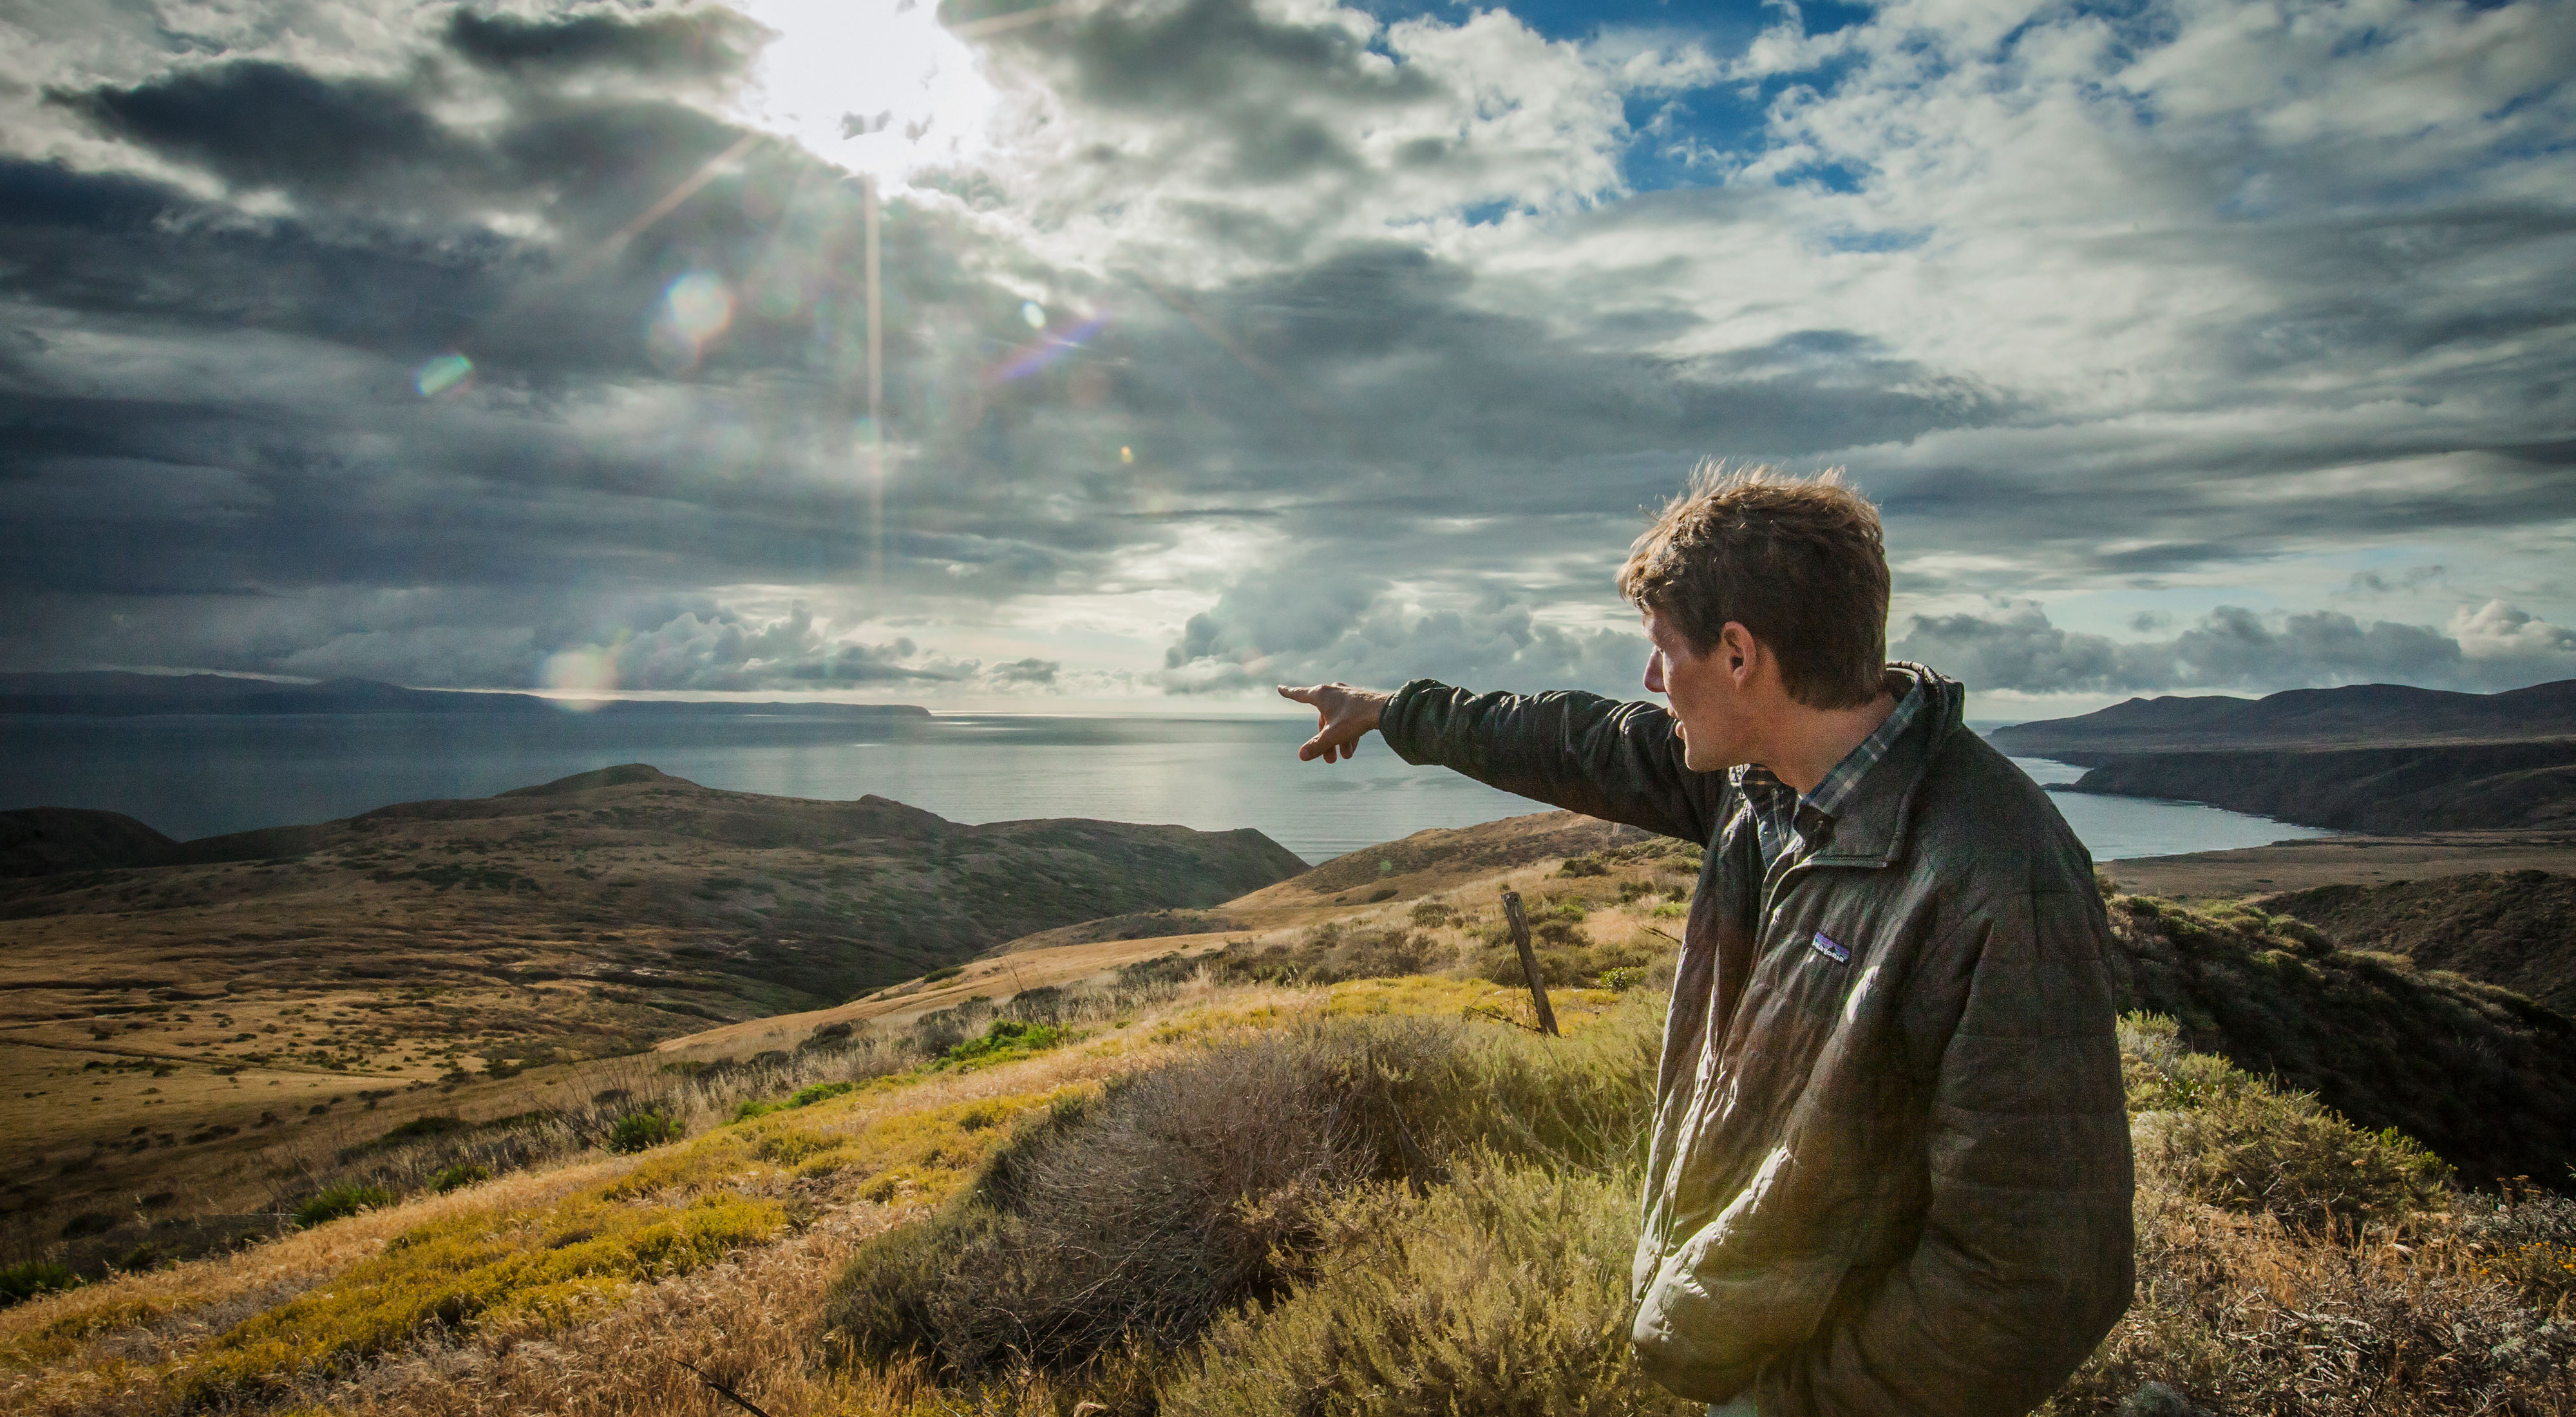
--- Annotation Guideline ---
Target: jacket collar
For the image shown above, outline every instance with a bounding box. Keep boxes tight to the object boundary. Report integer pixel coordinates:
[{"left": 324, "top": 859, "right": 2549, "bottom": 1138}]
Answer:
[{"left": 1802, "top": 661, "right": 1962, "bottom": 869}]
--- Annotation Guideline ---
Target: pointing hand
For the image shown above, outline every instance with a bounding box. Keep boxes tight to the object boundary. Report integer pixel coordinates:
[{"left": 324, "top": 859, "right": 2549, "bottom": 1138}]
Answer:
[{"left": 1276, "top": 682, "right": 1390, "bottom": 764}]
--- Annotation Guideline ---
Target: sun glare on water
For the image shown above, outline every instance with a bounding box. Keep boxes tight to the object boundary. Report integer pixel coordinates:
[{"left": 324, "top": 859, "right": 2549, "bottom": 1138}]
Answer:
[{"left": 729, "top": 0, "right": 1001, "bottom": 186}]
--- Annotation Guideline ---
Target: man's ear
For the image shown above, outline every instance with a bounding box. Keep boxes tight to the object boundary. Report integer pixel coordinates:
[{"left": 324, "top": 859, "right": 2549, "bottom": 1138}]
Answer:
[{"left": 1718, "top": 622, "right": 1758, "bottom": 681}]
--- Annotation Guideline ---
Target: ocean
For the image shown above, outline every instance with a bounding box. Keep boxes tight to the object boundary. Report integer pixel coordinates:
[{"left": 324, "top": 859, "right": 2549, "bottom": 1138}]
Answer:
[{"left": 0, "top": 711, "right": 2334, "bottom": 866}]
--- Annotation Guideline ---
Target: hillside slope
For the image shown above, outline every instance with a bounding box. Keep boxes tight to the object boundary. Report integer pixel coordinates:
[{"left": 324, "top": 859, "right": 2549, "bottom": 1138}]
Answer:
[
  {"left": 1, "top": 765, "right": 1303, "bottom": 1222},
  {"left": 9, "top": 840, "right": 2575, "bottom": 1417},
  {"left": 0, "top": 807, "right": 179, "bottom": 877},
  {"left": 2259, "top": 870, "right": 2576, "bottom": 1016},
  {"left": 2108, "top": 893, "right": 2576, "bottom": 1186},
  {"left": 2049, "top": 738, "right": 2576, "bottom": 832}
]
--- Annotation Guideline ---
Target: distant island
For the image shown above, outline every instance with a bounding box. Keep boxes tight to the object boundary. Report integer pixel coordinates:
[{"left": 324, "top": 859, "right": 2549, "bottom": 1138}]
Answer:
[
  {"left": 0, "top": 670, "right": 933, "bottom": 719},
  {"left": 1991, "top": 678, "right": 2576, "bottom": 833}
]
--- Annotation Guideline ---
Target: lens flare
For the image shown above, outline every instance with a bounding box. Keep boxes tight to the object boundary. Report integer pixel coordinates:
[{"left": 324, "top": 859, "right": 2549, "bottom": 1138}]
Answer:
[
  {"left": 649, "top": 271, "right": 736, "bottom": 370},
  {"left": 729, "top": 0, "right": 999, "bottom": 186},
  {"left": 541, "top": 644, "right": 620, "bottom": 705},
  {"left": 415, "top": 353, "right": 473, "bottom": 397},
  {"left": 987, "top": 314, "right": 1108, "bottom": 385},
  {"left": 1021, "top": 301, "right": 1046, "bottom": 328}
]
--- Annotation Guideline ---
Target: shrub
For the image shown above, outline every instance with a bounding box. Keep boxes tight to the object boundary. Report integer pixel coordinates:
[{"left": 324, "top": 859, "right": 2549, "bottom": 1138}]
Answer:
[
  {"left": 824, "top": 998, "right": 1663, "bottom": 1388},
  {"left": 825, "top": 1024, "right": 1447, "bottom": 1379},
  {"left": 431, "top": 1163, "right": 491, "bottom": 1193},
  {"left": 1162, "top": 1163, "right": 1694, "bottom": 1417},
  {"left": 60, "top": 1211, "right": 118, "bottom": 1239},
  {"left": 911, "top": 1007, "right": 971, "bottom": 1056},
  {"left": 2122, "top": 1014, "right": 2452, "bottom": 1230},
  {"left": 606, "top": 1107, "right": 684, "bottom": 1154},
  {"left": 2456, "top": 1183, "right": 2576, "bottom": 1310},
  {"left": 1408, "top": 899, "right": 1459, "bottom": 928},
  {"left": 292, "top": 1184, "right": 395, "bottom": 1228},
  {"left": 1003, "top": 985, "right": 1067, "bottom": 1025},
  {"left": 1557, "top": 855, "right": 1609, "bottom": 877},
  {"left": 0, "top": 1260, "right": 77, "bottom": 1308},
  {"left": 801, "top": 1020, "right": 856, "bottom": 1051}
]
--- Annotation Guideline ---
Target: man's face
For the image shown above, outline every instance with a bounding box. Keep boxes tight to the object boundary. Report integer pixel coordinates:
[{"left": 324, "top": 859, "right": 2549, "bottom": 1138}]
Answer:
[{"left": 1642, "top": 607, "right": 1753, "bottom": 773}]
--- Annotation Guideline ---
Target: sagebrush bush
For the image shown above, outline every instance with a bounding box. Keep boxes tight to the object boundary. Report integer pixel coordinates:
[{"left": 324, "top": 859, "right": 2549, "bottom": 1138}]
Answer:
[
  {"left": 825, "top": 1021, "right": 1455, "bottom": 1380},
  {"left": 1162, "top": 1161, "right": 1694, "bottom": 1417},
  {"left": 823, "top": 998, "right": 1664, "bottom": 1393},
  {"left": 606, "top": 1107, "right": 683, "bottom": 1154},
  {"left": 291, "top": 1184, "right": 393, "bottom": 1228},
  {"left": 430, "top": 1162, "right": 490, "bottom": 1193}
]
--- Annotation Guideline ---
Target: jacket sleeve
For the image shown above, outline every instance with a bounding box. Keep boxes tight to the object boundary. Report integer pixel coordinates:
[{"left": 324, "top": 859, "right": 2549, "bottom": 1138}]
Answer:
[
  {"left": 1376, "top": 679, "right": 1724, "bottom": 844},
  {"left": 1758, "top": 884, "right": 2136, "bottom": 1417}
]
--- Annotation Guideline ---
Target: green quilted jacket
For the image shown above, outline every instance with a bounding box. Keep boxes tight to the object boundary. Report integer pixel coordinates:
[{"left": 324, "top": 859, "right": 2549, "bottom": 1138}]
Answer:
[{"left": 1379, "top": 666, "right": 2133, "bottom": 1416}]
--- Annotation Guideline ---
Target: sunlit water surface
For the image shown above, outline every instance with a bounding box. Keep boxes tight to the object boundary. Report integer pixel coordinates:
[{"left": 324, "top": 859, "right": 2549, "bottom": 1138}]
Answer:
[{"left": 0, "top": 713, "right": 2333, "bottom": 866}]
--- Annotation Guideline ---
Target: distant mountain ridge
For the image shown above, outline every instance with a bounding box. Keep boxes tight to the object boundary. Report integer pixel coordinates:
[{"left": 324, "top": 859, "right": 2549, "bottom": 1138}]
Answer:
[
  {"left": 1989, "top": 679, "right": 2576, "bottom": 833},
  {"left": 0, "top": 670, "right": 931, "bottom": 718},
  {"left": 1989, "top": 678, "right": 2576, "bottom": 757}
]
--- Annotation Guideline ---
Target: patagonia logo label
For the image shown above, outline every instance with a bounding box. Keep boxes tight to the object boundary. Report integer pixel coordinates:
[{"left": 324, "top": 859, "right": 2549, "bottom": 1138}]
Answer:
[{"left": 1809, "top": 931, "right": 1850, "bottom": 964}]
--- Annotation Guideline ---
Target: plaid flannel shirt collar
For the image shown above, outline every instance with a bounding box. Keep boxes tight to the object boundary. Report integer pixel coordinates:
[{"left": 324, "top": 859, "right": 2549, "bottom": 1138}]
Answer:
[{"left": 1730, "top": 667, "right": 1928, "bottom": 832}]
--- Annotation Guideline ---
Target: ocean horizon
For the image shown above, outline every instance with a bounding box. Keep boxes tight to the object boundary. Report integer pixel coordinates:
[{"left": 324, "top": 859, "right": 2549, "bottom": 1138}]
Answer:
[{"left": 0, "top": 710, "right": 2333, "bottom": 866}]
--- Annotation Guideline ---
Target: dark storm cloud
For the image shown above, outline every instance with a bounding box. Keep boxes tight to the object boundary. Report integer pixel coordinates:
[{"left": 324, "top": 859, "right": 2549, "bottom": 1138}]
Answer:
[
  {"left": 1108, "top": 243, "right": 2011, "bottom": 510},
  {"left": 444, "top": 6, "right": 764, "bottom": 77},
  {"left": 51, "top": 61, "right": 475, "bottom": 198}
]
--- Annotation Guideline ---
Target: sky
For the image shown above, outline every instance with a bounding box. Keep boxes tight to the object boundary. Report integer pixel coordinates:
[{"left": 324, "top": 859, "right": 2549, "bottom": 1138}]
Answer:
[{"left": 2, "top": 0, "right": 2572, "bottom": 719}]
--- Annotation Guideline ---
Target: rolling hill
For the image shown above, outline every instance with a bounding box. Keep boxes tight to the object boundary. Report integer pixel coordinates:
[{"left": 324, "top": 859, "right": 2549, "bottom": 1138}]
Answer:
[{"left": 0, "top": 765, "right": 1303, "bottom": 1224}]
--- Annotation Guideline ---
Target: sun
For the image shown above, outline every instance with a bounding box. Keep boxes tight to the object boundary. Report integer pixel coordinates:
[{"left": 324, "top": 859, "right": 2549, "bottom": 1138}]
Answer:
[{"left": 728, "top": 0, "right": 1002, "bottom": 187}]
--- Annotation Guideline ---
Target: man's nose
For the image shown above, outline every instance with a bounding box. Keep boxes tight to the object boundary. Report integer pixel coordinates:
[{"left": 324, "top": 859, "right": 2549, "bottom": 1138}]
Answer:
[{"left": 1643, "top": 652, "right": 1665, "bottom": 694}]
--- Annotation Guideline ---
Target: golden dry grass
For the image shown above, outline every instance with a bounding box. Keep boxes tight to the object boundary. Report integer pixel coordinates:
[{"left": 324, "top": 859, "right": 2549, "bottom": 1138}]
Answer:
[{"left": 0, "top": 975, "right": 1347, "bottom": 1415}]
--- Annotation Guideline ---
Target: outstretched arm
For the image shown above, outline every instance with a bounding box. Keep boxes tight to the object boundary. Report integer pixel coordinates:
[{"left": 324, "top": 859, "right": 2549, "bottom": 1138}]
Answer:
[
  {"left": 1278, "top": 682, "right": 1390, "bottom": 763},
  {"left": 1280, "top": 679, "right": 1725, "bottom": 844}
]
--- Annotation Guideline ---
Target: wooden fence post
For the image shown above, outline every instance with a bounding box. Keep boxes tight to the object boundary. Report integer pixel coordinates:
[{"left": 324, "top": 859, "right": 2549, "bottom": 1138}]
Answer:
[{"left": 1500, "top": 891, "right": 1560, "bottom": 1037}]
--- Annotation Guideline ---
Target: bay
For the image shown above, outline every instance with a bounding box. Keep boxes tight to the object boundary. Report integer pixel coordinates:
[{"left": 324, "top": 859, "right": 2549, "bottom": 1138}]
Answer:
[{"left": 1, "top": 712, "right": 2334, "bottom": 866}]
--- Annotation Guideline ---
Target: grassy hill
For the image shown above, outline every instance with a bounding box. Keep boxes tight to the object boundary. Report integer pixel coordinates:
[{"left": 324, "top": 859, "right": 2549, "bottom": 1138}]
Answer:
[
  {"left": 2260, "top": 870, "right": 2576, "bottom": 1015},
  {"left": 2105, "top": 890, "right": 2576, "bottom": 1187},
  {"left": 6, "top": 817, "right": 2574, "bottom": 1416},
  {"left": 0, "top": 765, "right": 1303, "bottom": 1232}
]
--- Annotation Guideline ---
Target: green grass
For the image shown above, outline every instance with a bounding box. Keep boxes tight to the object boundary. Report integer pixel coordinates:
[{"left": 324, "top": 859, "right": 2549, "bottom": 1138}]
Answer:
[{"left": 177, "top": 1191, "right": 782, "bottom": 1401}]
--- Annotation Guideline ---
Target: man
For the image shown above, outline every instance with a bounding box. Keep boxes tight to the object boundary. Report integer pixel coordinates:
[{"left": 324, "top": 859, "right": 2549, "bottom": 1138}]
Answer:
[{"left": 1280, "top": 466, "right": 2133, "bottom": 1416}]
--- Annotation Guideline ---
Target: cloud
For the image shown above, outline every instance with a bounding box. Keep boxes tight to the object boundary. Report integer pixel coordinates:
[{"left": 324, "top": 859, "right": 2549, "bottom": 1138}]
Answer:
[
  {"left": 50, "top": 61, "right": 476, "bottom": 198},
  {"left": 443, "top": 7, "right": 763, "bottom": 78},
  {"left": 1157, "top": 562, "right": 1645, "bottom": 695},
  {"left": 538, "top": 605, "right": 976, "bottom": 693},
  {"left": 0, "top": 0, "right": 2569, "bottom": 707},
  {"left": 992, "top": 656, "right": 1061, "bottom": 685},
  {"left": 1893, "top": 599, "right": 2576, "bottom": 694}
]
